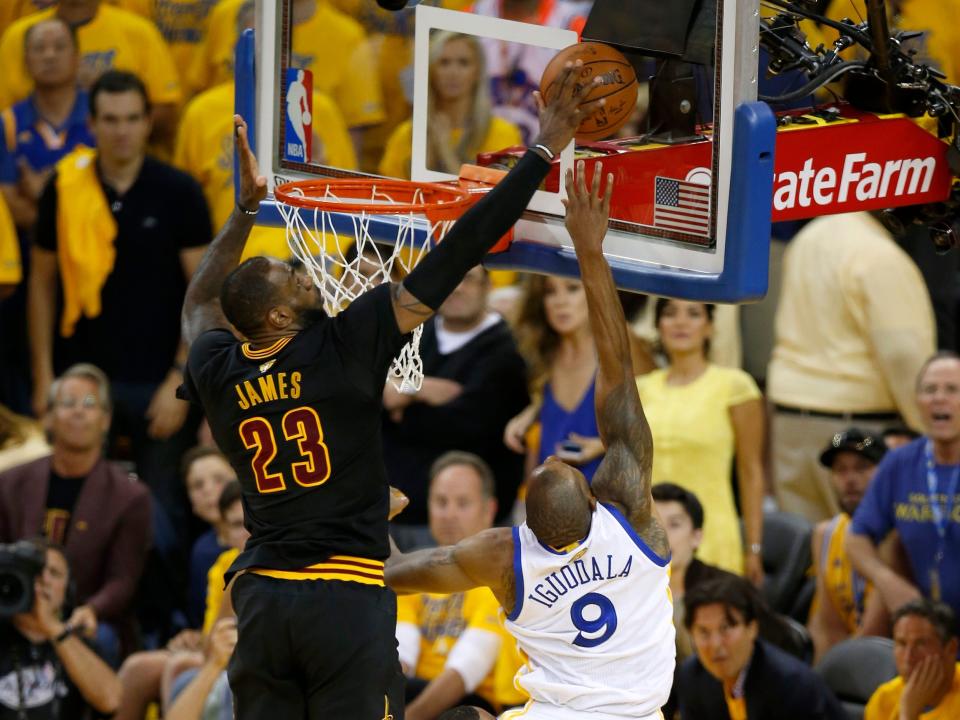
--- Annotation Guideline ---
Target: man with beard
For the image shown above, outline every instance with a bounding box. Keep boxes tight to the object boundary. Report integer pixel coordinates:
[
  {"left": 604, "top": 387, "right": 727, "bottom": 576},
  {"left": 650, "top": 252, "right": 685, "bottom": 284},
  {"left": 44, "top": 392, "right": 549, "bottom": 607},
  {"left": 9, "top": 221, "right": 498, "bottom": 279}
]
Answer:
[
  {"left": 808, "top": 428, "right": 889, "bottom": 661},
  {"left": 177, "top": 62, "right": 599, "bottom": 719}
]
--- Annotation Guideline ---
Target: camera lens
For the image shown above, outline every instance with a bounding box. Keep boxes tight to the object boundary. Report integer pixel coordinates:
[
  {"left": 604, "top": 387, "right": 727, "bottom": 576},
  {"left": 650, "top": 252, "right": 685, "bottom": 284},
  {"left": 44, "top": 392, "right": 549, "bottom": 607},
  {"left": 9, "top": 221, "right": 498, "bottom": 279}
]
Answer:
[{"left": 0, "top": 570, "right": 28, "bottom": 614}]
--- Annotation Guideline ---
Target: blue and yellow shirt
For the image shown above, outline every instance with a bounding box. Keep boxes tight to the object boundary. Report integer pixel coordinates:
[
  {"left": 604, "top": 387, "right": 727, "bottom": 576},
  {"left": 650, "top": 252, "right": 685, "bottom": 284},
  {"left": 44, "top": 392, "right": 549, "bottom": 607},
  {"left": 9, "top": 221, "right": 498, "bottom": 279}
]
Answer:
[{"left": 0, "top": 90, "right": 94, "bottom": 184}]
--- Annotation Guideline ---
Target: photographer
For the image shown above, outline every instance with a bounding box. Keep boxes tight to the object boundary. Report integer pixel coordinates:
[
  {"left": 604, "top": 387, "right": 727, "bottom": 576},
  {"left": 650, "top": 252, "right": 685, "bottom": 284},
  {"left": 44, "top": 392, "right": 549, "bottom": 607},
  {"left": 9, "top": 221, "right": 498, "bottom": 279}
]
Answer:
[{"left": 1, "top": 538, "right": 121, "bottom": 718}]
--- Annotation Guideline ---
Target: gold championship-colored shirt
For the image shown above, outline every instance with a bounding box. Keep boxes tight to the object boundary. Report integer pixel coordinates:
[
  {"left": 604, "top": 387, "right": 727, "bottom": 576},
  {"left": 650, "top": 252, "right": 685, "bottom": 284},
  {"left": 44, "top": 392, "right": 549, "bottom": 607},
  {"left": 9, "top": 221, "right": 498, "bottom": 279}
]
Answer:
[
  {"left": 866, "top": 664, "right": 960, "bottom": 720},
  {"left": 0, "top": 4, "right": 182, "bottom": 109},
  {"left": 397, "top": 587, "right": 526, "bottom": 710},
  {"left": 188, "top": 0, "right": 383, "bottom": 128}
]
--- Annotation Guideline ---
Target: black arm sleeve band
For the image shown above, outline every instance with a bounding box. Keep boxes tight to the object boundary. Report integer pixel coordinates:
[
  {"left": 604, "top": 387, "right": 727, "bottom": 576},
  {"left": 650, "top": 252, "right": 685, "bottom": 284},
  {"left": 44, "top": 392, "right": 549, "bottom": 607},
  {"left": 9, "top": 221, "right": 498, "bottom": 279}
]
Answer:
[{"left": 402, "top": 149, "right": 551, "bottom": 310}]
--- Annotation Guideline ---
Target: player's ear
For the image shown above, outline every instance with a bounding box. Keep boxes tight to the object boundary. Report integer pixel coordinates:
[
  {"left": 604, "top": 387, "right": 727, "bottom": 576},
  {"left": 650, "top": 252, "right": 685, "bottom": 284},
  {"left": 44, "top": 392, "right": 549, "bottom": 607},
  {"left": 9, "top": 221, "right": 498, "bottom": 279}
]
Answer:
[{"left": 267, "top": 304, "right": 294, "bottom": 329}]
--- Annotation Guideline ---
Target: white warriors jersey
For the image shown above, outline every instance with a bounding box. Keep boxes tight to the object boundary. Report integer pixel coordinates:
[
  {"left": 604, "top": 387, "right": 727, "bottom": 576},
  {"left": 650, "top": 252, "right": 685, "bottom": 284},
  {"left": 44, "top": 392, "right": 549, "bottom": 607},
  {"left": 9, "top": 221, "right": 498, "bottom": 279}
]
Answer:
[{"left": 503, "top": 502, "right": 675, "bottom": 720}]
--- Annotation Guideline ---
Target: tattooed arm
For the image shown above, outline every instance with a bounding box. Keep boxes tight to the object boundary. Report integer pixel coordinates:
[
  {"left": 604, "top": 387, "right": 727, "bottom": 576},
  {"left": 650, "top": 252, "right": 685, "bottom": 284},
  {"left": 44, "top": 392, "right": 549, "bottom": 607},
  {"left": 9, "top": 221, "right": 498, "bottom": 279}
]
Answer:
[
  {"left": 181, "top": 116, "right": 267, "bottom": 345},
  {"left": 563, "top": 162, "right": 668, "bottom": 558},
  {"left": 386, "top": 528, "right": 516, "bottom": 610}
]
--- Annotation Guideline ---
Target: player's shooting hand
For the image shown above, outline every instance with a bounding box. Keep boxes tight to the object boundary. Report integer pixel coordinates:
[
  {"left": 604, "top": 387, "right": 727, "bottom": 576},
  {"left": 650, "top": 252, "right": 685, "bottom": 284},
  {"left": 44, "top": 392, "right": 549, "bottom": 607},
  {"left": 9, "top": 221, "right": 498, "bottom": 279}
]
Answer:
[
  {"left": 146, "top": 372, "right": 189, "bottom": 440},
  {"left": 563, "top": 160, "right": 614, "bottom": 253},
  {"left": 206, "top": 617, "right": 238, "bottom": 670},
  {"left": 900, "top": 655, "right": 945, "bottom": 720},
  {"left": 533, "top": 61, "right": 604, "bottom": 157},
  {"left": 234, "top": 115, "right": 267, "bottom": 212}
]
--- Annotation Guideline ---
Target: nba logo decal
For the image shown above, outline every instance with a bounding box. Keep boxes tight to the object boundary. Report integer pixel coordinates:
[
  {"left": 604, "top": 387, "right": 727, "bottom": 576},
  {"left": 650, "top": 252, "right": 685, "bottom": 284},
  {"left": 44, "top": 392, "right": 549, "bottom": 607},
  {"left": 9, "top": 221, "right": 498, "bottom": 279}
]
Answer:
[{"left": 284, "top": 68, "right": 313, "bottom": 162}]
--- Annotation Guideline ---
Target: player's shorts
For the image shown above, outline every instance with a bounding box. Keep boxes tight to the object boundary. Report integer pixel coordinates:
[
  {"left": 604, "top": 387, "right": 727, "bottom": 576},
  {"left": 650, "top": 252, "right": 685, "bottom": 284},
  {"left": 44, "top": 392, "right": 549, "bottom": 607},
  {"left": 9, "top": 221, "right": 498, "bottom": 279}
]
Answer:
[
  {"left": 500, "top": 702, "right": 665, "bottom": 720},
  {"left": 228, "top": 572, "right": 405, "bottom": 719}
]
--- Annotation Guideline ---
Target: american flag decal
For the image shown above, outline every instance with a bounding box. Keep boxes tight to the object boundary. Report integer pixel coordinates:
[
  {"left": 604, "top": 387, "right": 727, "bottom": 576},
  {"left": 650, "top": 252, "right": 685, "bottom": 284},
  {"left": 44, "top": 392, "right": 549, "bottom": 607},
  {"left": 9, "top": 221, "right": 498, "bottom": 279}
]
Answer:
[{"left": 653, "top": 177, "right": 711, "bottom": 235}]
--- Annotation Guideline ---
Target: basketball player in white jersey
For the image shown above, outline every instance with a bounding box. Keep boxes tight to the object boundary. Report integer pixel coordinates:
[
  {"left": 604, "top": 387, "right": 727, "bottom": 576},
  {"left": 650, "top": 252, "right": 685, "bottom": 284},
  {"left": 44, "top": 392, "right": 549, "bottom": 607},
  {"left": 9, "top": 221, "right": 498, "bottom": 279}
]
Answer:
[{"left": 386, "top": 160, "right": 675, "bottom": 720}]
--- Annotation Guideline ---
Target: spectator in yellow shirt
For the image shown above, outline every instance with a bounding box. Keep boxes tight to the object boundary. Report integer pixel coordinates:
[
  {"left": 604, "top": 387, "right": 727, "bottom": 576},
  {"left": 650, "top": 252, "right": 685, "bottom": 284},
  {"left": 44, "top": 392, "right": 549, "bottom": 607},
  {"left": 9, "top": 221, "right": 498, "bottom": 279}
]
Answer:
[
  {"left": 396, "top": 451, "right": 526, "bottom": 719},
  {"left": 0, "top": 0, "right": 182, "bottom": 149},
  {"left": 380, "top": 31, "right": 522, "bottom": 179},
  {"left": 174, "top": 75, "right": 355, "bottom": 259},
  {"left": 808, "top": 428, "right": 890, "bottom": 662},
  {"left": 865, "top": 599, "right": 960, "bottom": 720},
  {"left": 189, "top": 0, "right": 383, "bottom": 152}
]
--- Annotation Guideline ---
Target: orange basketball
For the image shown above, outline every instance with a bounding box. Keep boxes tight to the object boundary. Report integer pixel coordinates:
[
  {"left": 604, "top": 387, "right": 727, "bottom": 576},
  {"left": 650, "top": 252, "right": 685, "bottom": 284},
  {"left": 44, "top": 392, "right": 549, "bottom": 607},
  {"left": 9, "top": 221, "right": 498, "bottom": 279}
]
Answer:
[{"left": 540, "top": 42, "right": 639, "bottom": 142}]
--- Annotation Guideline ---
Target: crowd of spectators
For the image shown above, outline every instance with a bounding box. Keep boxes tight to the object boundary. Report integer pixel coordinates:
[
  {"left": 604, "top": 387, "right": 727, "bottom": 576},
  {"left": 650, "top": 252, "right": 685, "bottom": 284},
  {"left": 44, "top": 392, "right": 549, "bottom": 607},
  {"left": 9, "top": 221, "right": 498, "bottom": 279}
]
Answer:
[{"left": 0, "top": 1, "right": 959, "bottom": 719}]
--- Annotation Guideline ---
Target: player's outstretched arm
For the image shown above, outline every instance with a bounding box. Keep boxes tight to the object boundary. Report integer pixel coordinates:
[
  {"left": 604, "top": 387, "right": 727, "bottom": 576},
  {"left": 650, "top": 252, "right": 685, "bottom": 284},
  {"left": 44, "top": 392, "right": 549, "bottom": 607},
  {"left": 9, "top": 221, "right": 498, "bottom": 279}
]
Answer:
[
  {"left": 564, "top": 161, "right": 667, "bottom": 558},
  {"left": 386, "top": 528, "right": 513, "bottom": 601},
  {"left": 181, "top": 115, "right": 267, "bottom": 345},
  {"left": 390, "top": 62, "right": 605, "bottom": 335}
]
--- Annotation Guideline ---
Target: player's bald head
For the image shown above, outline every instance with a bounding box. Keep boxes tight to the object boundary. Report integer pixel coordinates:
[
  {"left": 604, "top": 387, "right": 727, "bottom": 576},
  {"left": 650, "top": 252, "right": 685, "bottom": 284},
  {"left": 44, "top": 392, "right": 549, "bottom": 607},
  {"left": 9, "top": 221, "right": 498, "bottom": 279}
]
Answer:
[{"left": 525, "top": 458, "right": 594, "bottom": 549}]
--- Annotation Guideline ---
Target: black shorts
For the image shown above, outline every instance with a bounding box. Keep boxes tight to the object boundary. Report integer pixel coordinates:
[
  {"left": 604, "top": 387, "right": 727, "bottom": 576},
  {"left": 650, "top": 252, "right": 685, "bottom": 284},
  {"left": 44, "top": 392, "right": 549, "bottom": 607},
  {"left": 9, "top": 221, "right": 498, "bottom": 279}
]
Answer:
[{"left": 228, "top": 572, "right": 405, "bottom": 720}]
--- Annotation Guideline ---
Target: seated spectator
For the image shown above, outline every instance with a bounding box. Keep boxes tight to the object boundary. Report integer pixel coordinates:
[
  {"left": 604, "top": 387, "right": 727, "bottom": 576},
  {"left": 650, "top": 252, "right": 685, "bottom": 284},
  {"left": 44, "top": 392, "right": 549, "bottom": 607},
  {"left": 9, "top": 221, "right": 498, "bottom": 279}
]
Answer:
[
  {"left": 848, "top": 352, "right": 960, "bottom": 621},
  {"left": 164, "top": 617, "right": 238, "bottom": 720},
  {"left": 809, "top": 428, "right": 890, "bottom": 661},
  {"left": 637, "top": 299, "right": 764, "bottom": 582},
  {"left": 397, "top": 452, "right": 525, "bottom": 718},
  {"left": 116, "top": 480, "right": 247, "bottom": 720},
  {"left": 174, "top": 0, "right": 357, "bottom": 263},
  {"left": 0, "top": 403, "right": 49, "bottom": 473},
  {"left": 653, "top": 484, "right": 729, "bottom": 664},
  {"left": 506, "top": 274, "right": 604, "bottom": 486},
  {"left": 0, "top": 363, "right": 152, "bottom": 664},
  {"left": 383, "top": 266, "right": 528, "bottom": 549},
  {"left": 0, "top": 17, "right": 94, "bottom": 230},
  {"left": 0, "top": 0, "right": 182, "bottom": 148},
  {"left": 677, "top": 574, "right": 844, "bottom": 719},
  {"left": 865, "top": 599, "right": 960, "bottom": 720},
  {"left": 182, "top": 447, "right": 236, "bottom": 629},
  {"left": 654, "top": 482, "right": 808, "bottom": 719},
  {"left": 28, "top": 70, "right": 210, "bottom": 534},
  {"left": 189, "top": 0, "right": 383, "bottom": 164},
  {"left": 379, "top": 31, "right": 522, "bottom": 178},
  {"left": 1, "top": 537, "right": 122, "bottom": 717}
]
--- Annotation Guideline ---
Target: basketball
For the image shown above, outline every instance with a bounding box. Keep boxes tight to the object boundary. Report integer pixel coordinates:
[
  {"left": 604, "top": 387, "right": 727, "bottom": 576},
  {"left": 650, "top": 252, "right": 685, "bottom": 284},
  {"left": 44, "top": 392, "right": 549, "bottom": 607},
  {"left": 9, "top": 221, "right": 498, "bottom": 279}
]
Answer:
[{"left": 539, "top": 42, "right": 639, "bottom": 142}]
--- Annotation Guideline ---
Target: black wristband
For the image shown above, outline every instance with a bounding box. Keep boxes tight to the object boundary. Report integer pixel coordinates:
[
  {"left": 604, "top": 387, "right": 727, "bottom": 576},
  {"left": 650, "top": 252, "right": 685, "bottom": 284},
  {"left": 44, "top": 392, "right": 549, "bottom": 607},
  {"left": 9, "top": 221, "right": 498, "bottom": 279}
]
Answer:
[
  {"left": 54, "top": 625, "right": 75, "bottom": 644},
  {"left": 237, "top": 203, "right": 259, "bottom": 216},
  {"left": 402, "top": 150, "right": 551, "bottom": 310}
]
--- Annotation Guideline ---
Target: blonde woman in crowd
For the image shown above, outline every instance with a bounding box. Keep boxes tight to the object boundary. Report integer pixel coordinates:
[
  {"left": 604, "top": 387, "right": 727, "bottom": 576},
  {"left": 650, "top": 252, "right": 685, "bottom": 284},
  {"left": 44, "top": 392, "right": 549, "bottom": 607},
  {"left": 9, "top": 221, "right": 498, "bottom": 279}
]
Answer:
[{"left": 380, "top": 31, "right": 522, "bottom": 178}]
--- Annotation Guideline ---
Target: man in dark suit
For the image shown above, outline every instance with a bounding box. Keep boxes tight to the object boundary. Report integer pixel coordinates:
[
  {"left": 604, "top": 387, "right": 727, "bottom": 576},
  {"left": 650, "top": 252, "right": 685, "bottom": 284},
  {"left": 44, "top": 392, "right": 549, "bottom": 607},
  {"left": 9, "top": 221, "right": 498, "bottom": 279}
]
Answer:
[
  {"left": 0, "top": 362, "right": 152, "bottom": 663},
  {"left": 382, "top": 265, "right": 529, "bottom": 548},
  {"left": 677, "top": 574, "right": 845, "bottom": 720}
]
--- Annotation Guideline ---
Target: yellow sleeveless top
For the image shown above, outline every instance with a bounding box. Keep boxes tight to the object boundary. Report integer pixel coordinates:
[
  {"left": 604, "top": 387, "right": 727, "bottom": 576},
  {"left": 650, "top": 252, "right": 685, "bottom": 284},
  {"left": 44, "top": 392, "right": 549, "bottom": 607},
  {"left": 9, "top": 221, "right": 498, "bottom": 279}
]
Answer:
[{"left": 821, "top": 513, "right": 870, "bottom": 633}]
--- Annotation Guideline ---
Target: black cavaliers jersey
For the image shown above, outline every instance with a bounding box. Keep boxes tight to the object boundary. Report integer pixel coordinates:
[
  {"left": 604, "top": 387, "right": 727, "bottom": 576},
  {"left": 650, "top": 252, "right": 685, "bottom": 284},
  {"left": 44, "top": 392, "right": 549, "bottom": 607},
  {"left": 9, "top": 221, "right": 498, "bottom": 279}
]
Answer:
[{"left": 181, "top": 285, "right": 407, "bottom": 577}]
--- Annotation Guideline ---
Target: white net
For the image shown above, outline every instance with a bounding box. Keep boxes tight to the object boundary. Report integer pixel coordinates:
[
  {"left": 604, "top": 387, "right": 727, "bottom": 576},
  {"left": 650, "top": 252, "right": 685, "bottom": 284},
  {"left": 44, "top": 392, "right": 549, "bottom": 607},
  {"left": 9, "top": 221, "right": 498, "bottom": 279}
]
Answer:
[{"left": 276, "top": 184, "right": 458, "bottom": 393}]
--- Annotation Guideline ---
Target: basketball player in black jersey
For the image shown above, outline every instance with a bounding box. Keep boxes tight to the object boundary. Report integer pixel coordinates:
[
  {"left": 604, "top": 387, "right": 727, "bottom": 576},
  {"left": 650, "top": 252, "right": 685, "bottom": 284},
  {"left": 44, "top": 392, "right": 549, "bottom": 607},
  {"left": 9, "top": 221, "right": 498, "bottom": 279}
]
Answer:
[{"left": 178, "top": 62, "right": 602, "bottom": 719}]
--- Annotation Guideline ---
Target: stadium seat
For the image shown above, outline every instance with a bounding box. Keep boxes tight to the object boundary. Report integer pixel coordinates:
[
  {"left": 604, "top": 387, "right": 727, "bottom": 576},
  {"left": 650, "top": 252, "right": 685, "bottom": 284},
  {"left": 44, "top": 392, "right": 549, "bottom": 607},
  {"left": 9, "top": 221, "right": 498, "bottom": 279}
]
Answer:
[
  {"left": 815, "top": 637, "right": 897, "bottom": 720},
  {"left": 761, "top": 511, "right": 813, "bottom": 615}
]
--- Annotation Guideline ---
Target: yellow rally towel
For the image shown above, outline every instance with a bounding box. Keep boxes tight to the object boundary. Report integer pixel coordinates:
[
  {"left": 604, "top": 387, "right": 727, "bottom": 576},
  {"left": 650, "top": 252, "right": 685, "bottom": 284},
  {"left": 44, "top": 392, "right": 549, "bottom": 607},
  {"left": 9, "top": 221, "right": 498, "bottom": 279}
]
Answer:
[{"left": 55, "top": 146, "right": 117, "bottom": 337}]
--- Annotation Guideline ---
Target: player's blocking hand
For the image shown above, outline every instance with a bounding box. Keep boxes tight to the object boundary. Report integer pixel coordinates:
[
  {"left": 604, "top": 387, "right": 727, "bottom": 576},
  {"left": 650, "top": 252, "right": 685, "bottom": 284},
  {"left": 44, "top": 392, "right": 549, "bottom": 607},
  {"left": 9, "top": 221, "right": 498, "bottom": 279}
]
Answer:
[
  {"left": 533, "top": 61, "right": 605, "bottom": 157},
  {"left": 234, "top": 114, "right": 268, "bottom": 212},
  {"left": 563, "top": 159, "right": 614, "bottom": 253}
]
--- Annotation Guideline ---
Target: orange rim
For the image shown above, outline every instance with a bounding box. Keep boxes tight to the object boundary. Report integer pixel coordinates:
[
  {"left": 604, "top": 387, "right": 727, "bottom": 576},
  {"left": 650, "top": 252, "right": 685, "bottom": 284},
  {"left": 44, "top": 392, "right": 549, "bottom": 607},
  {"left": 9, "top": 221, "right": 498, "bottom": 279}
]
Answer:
[{"left": 274, "top": 178, "right": 474, "bottom": 223}]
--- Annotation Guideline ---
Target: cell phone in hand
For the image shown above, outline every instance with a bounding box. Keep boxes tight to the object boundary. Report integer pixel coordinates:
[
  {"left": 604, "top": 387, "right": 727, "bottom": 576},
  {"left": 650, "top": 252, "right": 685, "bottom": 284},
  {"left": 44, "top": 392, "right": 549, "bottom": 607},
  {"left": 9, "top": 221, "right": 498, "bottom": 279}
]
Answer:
[{"left": 560, "top": 440, "right": 583, "bottom": 454}]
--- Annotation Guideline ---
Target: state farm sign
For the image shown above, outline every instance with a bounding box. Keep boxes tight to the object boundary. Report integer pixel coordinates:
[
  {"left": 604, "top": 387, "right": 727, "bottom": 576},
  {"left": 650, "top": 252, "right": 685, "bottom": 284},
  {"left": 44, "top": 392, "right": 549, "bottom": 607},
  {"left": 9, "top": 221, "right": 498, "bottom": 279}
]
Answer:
[{"left": 770, "top": 115, "right": 952, "bottom": 221}]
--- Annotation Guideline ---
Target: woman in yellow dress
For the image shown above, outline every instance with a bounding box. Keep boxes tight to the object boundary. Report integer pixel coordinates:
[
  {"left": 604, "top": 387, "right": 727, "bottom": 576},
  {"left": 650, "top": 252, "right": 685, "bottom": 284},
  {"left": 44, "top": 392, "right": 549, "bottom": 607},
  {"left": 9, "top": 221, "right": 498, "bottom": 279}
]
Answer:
[
  {"left": 637, "top": 299, "right": 766, "bottom": 583},
  {"left": 379, "top": 31, "right": 522, "bottom": 178}
]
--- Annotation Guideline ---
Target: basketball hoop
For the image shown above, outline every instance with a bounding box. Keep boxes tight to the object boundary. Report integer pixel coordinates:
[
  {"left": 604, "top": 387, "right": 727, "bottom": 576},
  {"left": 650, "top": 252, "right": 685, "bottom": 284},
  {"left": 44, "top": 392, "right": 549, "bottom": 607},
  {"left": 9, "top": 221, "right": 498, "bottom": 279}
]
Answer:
[{"left": 273, "top": 178, "right": 474, "bottom": 393}]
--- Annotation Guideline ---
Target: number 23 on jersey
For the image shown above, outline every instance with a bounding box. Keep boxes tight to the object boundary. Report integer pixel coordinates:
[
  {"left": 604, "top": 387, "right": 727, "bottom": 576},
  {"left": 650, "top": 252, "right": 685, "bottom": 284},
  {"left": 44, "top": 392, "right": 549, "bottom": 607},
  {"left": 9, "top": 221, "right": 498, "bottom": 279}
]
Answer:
[{"left": 238, "top": 406, "right": 332, "bottom": 493}]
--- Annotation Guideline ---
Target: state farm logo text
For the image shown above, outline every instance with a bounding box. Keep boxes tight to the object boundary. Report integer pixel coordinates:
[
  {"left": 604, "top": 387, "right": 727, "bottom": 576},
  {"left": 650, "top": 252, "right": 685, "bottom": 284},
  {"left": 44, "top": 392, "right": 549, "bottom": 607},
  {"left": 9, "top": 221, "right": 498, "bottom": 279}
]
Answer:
[{"left": 773, "top": 152, "right": 936, "bottom": 210}]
